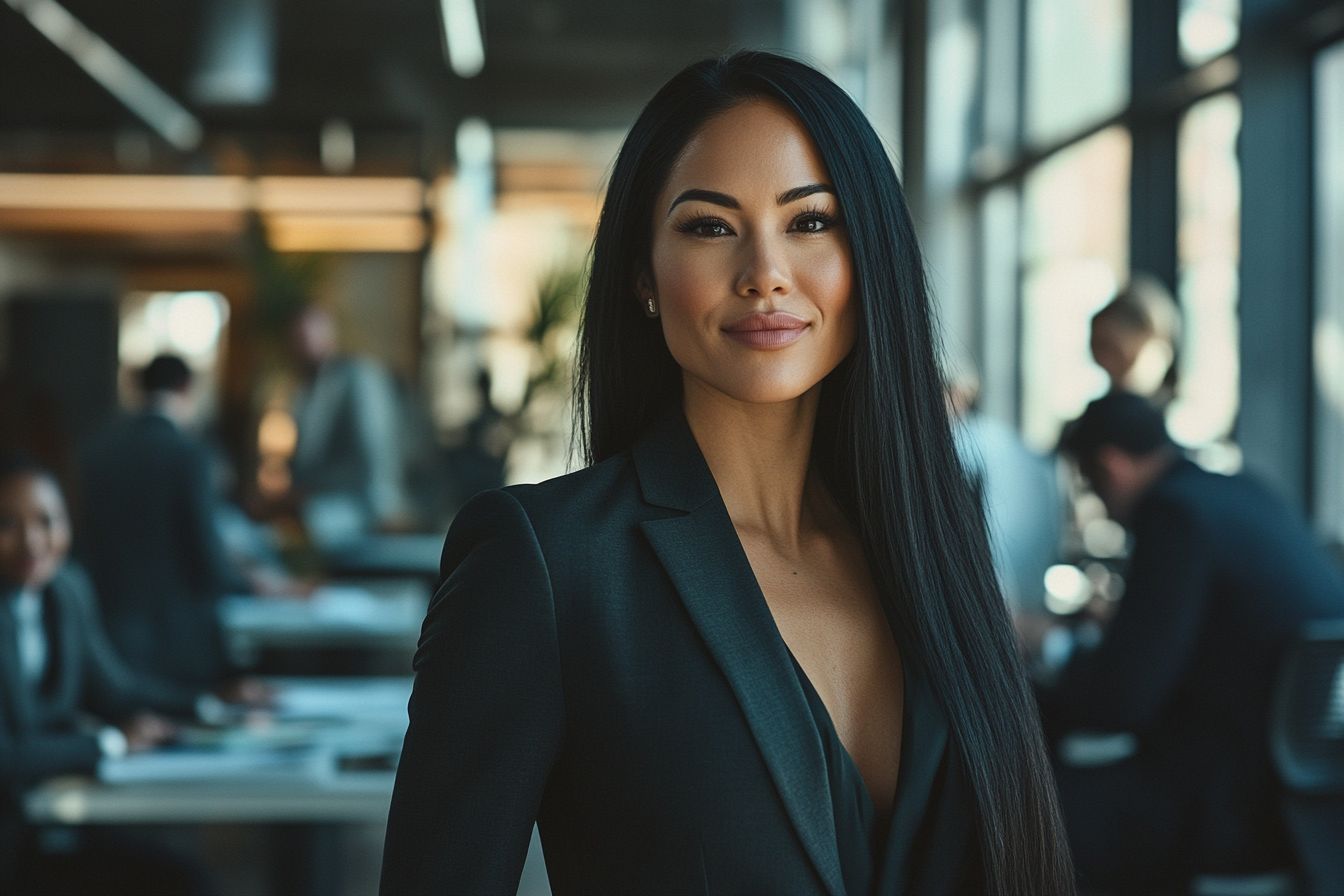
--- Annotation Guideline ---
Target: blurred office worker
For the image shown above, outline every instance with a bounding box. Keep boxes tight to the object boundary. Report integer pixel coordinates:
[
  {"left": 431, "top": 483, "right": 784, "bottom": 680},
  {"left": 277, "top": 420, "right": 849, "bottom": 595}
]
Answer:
[
  {"left": 1089, "top": 273, "right": 1181, "bottom": 405},
  {"left": 80, "top": 355, "right": 240, "bottom": 688},
  {"left": 1044, "top": 393, "right": 1344, "bottom": 892},
  {"left": 948, "top": 362, "right": 1062, "bottom": 612},
  {"left": 288, "top": 305, "right": 410, "bottom": 547},
  {"left": 0, "top": 453, "right": 212, "bottom": 895}
]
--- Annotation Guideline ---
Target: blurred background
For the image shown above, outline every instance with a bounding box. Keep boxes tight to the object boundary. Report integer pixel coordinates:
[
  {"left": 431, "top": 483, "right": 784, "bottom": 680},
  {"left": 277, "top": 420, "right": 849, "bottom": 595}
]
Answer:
[{"left": 1, "top": 0, "right": 1343, "bottom": 894}]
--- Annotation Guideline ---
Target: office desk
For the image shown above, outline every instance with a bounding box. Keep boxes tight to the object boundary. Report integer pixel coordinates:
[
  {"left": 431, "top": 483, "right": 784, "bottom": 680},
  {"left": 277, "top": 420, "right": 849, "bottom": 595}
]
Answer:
[
  {"left": 221, "top": 580, "right": 429, "bottom": 664},
  {"left": 26, "top": 677, "right": 411, "bottom": 826},
  {"left": 322, "top": 534, "right": 445, "bottom": 580},
  {"left": 22, "top": 677, "right": 553, "bottom": 895},
  {"left": 25, "top": 773, "right": 395, "bottom": 825}
]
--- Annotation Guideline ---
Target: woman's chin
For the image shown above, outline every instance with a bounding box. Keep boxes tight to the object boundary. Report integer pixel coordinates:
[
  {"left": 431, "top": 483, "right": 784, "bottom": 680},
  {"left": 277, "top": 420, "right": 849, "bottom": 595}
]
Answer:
[{"left": 685, "top": 372, "right": 826, "bottom": 407}]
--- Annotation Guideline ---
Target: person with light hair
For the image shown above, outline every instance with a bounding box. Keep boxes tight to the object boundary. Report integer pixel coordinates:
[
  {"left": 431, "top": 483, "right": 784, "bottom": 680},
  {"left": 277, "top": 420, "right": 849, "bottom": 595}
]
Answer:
[{"left": 1090, "top": 272, "right": 1182, "bottom": 405}]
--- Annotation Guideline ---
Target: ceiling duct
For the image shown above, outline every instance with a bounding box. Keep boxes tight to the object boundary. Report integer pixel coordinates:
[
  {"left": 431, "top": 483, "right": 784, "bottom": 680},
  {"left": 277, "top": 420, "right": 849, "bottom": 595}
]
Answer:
[{"left": 190, "top": 0, "right": 275, "bottom": 105}]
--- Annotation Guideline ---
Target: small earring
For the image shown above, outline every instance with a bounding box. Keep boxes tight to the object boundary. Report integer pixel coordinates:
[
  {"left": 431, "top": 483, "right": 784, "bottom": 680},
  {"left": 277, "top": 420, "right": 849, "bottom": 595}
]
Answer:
[{"left": 647, "top": 298, "right": 657, "bottom": 315}]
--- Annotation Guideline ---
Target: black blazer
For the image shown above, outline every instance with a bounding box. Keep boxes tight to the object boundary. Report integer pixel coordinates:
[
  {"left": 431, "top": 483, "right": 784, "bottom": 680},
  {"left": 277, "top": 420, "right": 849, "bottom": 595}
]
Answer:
[
  {"left": 1040, "top": 459, "right": 1344, "bottom": 871},
  {"left": 381, "top": 412, "right": 979, "bottom": 896},
  {"left": 80, "top": 412, "right": 238, "bottom": 686}
]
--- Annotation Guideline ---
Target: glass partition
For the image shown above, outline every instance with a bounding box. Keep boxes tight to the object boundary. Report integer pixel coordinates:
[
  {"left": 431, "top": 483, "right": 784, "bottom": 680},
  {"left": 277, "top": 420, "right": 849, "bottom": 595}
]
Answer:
[
  {"left": 1178, "top": 0, "right": 1239, "bottom": 67},
  {"left": 1019, "top": 126, "right": 1131, "bottom": 449},
  {"left": 1024, "top": 0, "right": 1130, "bottom": 146},
  {"left": 1314, "top": 41, "right": 1344, "bottom": 543},
  {"left": 1167, "top": 92, "right": 1241, "bottom": 458}
]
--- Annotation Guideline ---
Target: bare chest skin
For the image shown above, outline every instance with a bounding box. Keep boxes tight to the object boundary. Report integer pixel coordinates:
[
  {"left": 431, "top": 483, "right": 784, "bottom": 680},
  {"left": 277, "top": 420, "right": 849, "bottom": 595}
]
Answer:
[{"left": 736, "top": 524, "right": 904, "bottom": 823}]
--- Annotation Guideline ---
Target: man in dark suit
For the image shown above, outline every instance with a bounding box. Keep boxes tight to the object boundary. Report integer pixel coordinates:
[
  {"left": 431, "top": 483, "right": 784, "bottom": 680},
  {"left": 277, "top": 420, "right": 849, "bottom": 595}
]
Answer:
[
  {"left": 1044, "top": 393, "right": 1344, "bottom": 892},
  {"left": 0, "top": 452, "right": 214, "bottom": 894},
  {"left": 80, "top": 355, "right": 243, "bottom": 688}
]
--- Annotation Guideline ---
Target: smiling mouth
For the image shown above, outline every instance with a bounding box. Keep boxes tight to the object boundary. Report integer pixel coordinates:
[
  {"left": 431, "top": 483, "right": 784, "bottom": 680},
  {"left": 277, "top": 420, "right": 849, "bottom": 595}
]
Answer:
[{"left": 721, "top": 312, "right": 809, "bottom": 348}]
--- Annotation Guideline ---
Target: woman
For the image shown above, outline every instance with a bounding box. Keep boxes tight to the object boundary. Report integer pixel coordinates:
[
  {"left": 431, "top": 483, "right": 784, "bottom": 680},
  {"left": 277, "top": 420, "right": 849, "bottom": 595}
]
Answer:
[
  {"left": 0, "top": 452, "right": 211, "bottom": 894},
  {"left": 383, "top": 52, "right": 1073, "bottom": 896}
]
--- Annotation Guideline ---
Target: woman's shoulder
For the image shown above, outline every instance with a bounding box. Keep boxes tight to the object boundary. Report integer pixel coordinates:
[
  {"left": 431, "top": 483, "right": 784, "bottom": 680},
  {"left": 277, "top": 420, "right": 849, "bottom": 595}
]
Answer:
[
  {"left": 439, "top": 450, "right": 647, "bottom": 599},
  {"left": 505, "top": 448, "right": 639, "bottom": 510}
]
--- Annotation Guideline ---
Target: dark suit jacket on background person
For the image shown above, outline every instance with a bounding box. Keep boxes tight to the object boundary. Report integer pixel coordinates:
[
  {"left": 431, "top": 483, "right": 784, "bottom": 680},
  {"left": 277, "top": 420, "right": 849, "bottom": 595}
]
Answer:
[
  {"left": 80, "top": 411, "right": 241, "bottom": 687},
  {"left": 1039, "top": 459, "right": 1344, "bottom": 879},
  {"left": 381, "top": 411, "right": 980, "bottom": 896},
  {"left": 1, "top": 562, "right": 199, "bottom": 878}
]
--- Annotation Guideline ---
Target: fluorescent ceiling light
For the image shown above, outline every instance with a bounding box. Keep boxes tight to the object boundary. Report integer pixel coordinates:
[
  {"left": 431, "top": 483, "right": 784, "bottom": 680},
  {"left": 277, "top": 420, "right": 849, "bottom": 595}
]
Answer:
[
  {"left": 4, "top": 0, "right": 203, "bottom": 150},
  {"left": 440, "top": 0, "right": 485, "bottom": 78}
]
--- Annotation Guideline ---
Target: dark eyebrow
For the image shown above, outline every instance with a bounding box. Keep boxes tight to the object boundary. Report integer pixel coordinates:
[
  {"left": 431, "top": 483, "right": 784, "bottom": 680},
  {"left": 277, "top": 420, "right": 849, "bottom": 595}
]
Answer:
[
  {"left": 667, "top": 189, "right": 739, "bottom": 215},
  {"left": 666, "top": 183, "right": 836, "bottom": 217},
  {"left": 777, "top": 183, "right": 834, "bottom": 205}
]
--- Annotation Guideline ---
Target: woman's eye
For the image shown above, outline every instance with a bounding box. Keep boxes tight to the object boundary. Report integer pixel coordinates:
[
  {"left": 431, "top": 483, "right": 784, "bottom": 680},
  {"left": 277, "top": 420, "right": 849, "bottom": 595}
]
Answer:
[
  {"left": 677, "top": 216, "right": 733, "bottom": 238},
  {"left": 692, "top": 219, "right": 732, "bottom": 237},
  {"left": 792, "top": 214, "right": 835, "bottom": 233}
]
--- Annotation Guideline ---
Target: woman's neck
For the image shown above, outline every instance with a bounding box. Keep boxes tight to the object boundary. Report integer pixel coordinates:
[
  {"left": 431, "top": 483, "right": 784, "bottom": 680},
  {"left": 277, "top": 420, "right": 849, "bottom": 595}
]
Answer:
[{"left": 682, "top": 374, "right": 826, "bottom": 548}]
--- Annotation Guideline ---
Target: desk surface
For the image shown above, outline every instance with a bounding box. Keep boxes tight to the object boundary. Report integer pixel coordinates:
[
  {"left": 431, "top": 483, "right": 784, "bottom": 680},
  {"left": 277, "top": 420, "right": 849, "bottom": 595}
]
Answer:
[
  {"left": 322, "top": 534, "right": 445, "bottom": 578},
  {"left": 26, "top": 773, "right": 396, "bottom": 824},
  {"left": 221, "top": 580, "right": 429, "bottom": 655},
  {"left": 25, "top": 678, "right": 411, "bottom": 826}
]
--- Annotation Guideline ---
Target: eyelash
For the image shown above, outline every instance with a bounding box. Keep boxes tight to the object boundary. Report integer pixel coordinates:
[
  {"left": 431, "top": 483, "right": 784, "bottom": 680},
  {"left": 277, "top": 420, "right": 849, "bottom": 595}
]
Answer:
[{"left": 673, "top": 205, "right": 842, "bottom": 238}]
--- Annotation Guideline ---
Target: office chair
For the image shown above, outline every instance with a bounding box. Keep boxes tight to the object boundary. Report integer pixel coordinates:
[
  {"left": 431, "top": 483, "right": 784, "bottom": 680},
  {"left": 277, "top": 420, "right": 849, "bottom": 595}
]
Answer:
[{"left": 1270, "top": 618, "right": 1344, "bottom": 895}]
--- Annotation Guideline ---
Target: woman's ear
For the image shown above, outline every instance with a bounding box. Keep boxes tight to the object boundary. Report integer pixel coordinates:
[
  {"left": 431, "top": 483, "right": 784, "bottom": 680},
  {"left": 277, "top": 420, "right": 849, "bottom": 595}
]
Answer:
[{"left": 636, "top": 274, "right": 659, "bottom": 318}]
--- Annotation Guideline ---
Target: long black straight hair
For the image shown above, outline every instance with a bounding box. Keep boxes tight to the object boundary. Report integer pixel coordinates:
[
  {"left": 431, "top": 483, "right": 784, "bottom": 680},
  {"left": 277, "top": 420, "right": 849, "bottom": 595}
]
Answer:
[{"left": 576, "top": 51, "right": 1074, "bottom": 895}]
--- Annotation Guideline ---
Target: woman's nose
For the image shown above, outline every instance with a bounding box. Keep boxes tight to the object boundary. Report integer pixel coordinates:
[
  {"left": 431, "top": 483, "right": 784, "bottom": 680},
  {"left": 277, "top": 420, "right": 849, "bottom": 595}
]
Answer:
[
  {"left": 21, "top": 524, "right": 46, "bottom": 556},
  {"left": 734, "top": 232, "right": 792, "bottom": 298}
]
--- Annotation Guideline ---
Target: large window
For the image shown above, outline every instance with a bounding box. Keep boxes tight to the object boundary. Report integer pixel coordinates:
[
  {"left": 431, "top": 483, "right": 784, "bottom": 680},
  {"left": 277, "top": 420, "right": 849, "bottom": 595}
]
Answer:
[
  {"left": 1019, "top": 127, "right": 1131, "bottom": 449},
  {"left": 1023, "top": 0, "right": 1130, "bottom": 146},
  {"left": 944, "top": 0, "right": 1249, "bottom": 457},
  {"left": 1168, "top": 92, "right": 1240, "bottom": 455}
]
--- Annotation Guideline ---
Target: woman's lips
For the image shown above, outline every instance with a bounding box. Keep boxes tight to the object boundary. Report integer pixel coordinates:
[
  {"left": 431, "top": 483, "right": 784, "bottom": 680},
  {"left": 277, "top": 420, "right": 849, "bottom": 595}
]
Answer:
[{"left": 722, "top": 312, "right": 809, "bottom": 348}]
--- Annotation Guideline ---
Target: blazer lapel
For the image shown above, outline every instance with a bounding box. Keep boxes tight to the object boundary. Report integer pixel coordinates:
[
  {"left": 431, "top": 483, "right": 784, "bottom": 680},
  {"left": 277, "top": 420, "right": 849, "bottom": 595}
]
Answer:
[{"left": 634, "top": 411, "right": 846, "bottom": 896}]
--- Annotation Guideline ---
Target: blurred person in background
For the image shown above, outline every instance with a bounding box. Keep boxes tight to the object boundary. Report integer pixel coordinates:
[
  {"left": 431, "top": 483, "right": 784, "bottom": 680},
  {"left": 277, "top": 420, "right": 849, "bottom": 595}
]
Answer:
[
  {"left": 287, "top": 305, "right": 412, "bottom": 548},
  {"left": 1041, "top": 392, "right": 1344, "bottom": 893},
  {"left": 80, "top": 355, "right": 264, "bottom": 698},
  {"left": 1090, "top": 273, "right": 1181, "bottom": 406},
  {"left": 446, "top": 368, "right": 510, "bottom": 506},
  {"left": 0, "top": 452, "right": 217, "bottom": 895},
  {"left": 948, "top": 358, "right": 1062, "bottom": 612}
]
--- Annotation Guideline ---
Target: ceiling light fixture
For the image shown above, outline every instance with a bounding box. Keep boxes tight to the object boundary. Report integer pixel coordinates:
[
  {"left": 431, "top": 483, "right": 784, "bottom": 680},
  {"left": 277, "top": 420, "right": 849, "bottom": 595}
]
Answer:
[
  {"left": 439, "top": 0, "right": 485, "bottom": 78},
  {"left": 4, "top": 0, "right": 203, "bottom": 150}
]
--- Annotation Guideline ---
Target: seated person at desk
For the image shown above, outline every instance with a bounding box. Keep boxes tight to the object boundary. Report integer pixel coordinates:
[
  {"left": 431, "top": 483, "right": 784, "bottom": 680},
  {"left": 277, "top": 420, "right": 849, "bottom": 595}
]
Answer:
[
  {"left": 81, "top": 355, "right": 255, "bottom": 691},
  {"left": 0, "top": 453, "right": 223, "bottom": 895},
  {"left": 1041, "top": 393, "right": 1344, "bottom": 893}
]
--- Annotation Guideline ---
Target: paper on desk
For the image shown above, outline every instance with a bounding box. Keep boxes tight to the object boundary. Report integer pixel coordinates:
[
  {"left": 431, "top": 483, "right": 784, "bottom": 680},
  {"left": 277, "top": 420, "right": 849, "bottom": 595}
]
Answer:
[
  {"left": 272, "top": 678, "right": 412, "bottom": 725},
  {"left": 98, "top": 745, "right": 330, "bottom": 783},
  {"left": 221, "top": 585, "right": 425, "bottom": 633}
]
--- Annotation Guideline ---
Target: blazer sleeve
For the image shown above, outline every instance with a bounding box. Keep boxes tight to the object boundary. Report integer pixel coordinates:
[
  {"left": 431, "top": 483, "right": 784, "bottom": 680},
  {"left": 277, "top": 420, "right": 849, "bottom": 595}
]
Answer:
[
  {"left": 0, "top": 718, "right": 103, "bottom": 789},
  {"left": 380, "top": 489, "right": 565, "bottom": 896},
  {"left": 1040, "top": 493, "right": 1211, "bottom": 733}
]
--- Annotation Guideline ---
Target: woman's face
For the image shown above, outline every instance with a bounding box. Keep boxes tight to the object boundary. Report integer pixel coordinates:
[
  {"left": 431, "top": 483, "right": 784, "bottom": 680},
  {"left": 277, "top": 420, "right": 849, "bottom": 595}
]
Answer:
[
  {"left": 647, "top": 99, "right": 856, "bottom": 405},
  {"left": 0, "top": 474, "right": 71, "bottom": 590}
]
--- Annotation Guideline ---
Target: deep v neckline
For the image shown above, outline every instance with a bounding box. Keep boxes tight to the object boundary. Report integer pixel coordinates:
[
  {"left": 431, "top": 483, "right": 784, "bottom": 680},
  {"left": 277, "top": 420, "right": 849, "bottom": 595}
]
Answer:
[
  {"left": 787, "top": 641, "right": 961, "bottom": 896},
  {"left": 790, "top": 649, "right": 891, "bottom": 896}
]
